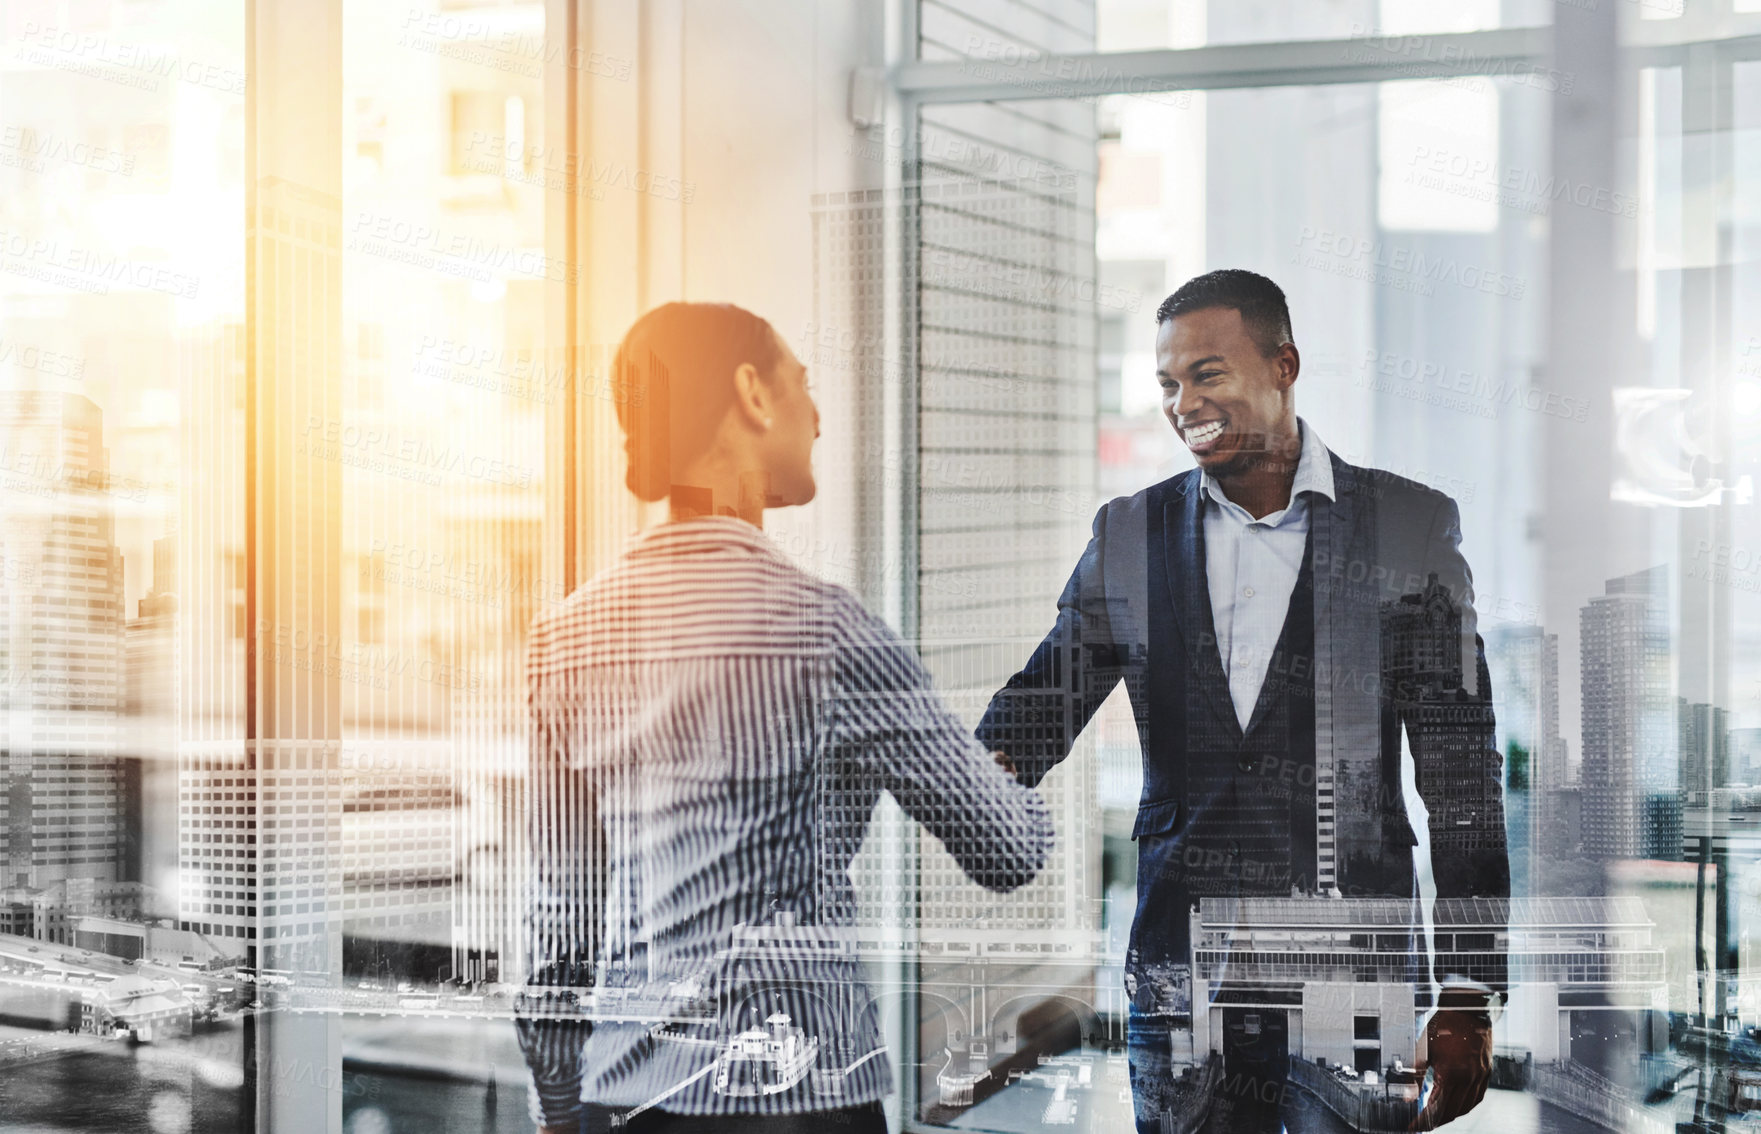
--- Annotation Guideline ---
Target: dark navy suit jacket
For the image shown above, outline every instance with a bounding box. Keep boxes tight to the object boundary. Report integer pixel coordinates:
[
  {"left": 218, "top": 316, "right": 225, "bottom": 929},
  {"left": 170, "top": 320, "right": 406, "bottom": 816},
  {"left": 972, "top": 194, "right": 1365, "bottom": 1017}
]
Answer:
[{"left": 976, "top": 454, "right": 1510, "bottom": 1006}]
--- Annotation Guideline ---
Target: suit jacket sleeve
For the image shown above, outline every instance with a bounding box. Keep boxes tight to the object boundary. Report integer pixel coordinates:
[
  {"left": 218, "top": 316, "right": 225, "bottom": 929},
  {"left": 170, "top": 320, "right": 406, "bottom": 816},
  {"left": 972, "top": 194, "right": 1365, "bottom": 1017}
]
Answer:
[
  {"left": 1408, "top": 495, "right": 1511, "bottom": 999},
  {"left": 976, "top": 502, "right": 1127, "bottom": 789}
]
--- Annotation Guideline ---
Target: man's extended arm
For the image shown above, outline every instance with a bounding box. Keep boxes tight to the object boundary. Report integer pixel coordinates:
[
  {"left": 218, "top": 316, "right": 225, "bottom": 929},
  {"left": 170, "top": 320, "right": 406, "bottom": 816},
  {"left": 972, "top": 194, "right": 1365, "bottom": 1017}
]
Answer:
[
  {"left": 1409, "top": 496, "right": 1511, "bottom": 961},
  {"left": 1400, "top": 496, "right": 1509, "bottom": 1132},
  {"left": 976, "top": 503, "right": 1130, "bottom": 787}
]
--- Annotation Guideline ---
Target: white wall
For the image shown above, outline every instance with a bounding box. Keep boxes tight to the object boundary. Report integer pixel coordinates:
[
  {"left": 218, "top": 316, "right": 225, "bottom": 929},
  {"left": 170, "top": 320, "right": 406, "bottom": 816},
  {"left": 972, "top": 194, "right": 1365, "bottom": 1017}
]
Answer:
[
  {"left": 578, "top": 0, "right": 894, "bottom": 593},
  {"left": 1301, "top": 981, "right": 1417, "bottom": 1070}
]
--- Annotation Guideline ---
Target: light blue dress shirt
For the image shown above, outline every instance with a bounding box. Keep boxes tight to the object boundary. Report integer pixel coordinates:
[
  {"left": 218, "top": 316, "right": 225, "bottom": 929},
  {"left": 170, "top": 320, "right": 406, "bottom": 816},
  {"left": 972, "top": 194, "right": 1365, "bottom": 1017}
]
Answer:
[{"left": 1201, "top": 418, "right": 1335, "bottom": 731}]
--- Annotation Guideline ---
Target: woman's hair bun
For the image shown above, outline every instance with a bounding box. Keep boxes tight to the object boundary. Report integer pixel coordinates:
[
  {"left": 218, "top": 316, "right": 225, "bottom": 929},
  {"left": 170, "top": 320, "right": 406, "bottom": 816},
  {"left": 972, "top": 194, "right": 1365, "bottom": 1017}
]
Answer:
[{"left": 611, "top": 303, "right": 780, "bottom": 502}]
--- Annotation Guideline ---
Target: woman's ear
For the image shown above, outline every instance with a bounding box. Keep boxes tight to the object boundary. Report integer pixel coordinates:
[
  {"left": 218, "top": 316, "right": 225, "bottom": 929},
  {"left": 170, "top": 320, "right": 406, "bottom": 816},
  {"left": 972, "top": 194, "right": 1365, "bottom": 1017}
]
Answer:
[{"left": 731, "top": 361, "right": 773, "bottom": 431}]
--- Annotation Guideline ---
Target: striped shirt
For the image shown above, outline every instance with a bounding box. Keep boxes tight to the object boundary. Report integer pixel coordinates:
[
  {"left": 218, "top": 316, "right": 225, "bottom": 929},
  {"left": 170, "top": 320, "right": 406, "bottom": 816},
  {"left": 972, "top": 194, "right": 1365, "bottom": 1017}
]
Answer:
[{"left": 514, "top": 516, "right": 1051, "bottom": 1127}]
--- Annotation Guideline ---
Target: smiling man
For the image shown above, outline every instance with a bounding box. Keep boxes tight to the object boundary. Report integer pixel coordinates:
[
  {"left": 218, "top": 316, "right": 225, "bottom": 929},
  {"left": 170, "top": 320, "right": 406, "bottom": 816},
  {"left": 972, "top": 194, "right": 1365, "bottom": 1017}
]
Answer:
[{"left": 977, "top": 270, "right": 1510, "bottom": 1133}]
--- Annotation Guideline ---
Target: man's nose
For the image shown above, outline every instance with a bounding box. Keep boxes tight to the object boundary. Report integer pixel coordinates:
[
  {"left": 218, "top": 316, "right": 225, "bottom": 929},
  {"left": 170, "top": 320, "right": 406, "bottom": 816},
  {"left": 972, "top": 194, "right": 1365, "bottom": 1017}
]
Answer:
[{"left": 1172, "top": 386, "right": 1203, "bottom": 421}]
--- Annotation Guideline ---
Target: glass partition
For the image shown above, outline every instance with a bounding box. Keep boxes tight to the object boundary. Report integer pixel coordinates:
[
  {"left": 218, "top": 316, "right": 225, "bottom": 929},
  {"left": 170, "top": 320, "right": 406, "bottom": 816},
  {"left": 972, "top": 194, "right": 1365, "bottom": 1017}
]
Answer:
[{"left": 6, "top": 1, "right": 1761, "bottom": 1132}]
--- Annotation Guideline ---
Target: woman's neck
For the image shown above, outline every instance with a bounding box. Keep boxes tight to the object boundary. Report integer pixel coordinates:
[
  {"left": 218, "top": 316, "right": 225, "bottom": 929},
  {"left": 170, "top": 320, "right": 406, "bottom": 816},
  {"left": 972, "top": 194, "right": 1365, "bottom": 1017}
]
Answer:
[{"left": 666, "top": 473, "right": 766, "bottom": 528}]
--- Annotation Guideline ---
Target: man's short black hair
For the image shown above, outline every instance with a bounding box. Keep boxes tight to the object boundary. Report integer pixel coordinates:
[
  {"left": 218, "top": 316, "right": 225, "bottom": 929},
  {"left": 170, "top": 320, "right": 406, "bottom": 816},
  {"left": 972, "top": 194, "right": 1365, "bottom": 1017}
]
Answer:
[{"left": 1155, "top": 269, "right": 1294, "bottom": 358}]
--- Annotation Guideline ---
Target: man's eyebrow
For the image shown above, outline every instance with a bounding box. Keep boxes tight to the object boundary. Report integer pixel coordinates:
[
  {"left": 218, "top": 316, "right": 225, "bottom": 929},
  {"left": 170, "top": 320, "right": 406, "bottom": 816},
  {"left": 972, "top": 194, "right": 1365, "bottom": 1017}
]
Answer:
[{"left": 1157, "top": 355, "right": 1224, "bottom": 381}]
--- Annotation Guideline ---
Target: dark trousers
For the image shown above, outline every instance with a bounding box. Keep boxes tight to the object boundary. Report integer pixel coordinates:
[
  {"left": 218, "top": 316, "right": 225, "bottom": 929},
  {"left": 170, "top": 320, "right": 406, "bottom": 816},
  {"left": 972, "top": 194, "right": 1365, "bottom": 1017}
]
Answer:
[
  {"left": 580, "top": 1100, "right": 887, "bottom": 1134},
  {"left": 1128, "top": 1008, "right": 1291, "bottom": 1134}
]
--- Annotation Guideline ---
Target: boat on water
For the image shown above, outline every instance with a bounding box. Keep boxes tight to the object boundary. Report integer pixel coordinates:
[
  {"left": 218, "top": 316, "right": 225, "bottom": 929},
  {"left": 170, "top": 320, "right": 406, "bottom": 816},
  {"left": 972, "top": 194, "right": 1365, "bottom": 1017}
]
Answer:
[{"left": 713, "top": 1012, "right": 820, "bottom": 1097}]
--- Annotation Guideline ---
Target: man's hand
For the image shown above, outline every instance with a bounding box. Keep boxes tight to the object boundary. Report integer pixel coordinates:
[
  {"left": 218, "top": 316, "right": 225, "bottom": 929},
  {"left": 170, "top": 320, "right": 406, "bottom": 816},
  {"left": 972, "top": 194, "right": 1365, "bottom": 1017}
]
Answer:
[
  {"left": 992, "top": 750, "right": 1018, "bottom": 777},
  {"left": 537, "top": 1126, "right": 569, "bottom": 1134},
  {"left": 1409, "top": 1008, "right": 1493, "bottom": 1131}
]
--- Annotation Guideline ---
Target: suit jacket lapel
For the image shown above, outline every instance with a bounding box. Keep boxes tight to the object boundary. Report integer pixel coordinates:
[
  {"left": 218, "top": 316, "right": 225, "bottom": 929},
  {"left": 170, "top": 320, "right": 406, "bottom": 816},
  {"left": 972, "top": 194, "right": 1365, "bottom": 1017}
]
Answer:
[
  {"left": 1317, "top": 453, "right": 1361, "bottom": 631},
  {"left": 1164, "top": 472, "right": 1243, "bottom": 746}
]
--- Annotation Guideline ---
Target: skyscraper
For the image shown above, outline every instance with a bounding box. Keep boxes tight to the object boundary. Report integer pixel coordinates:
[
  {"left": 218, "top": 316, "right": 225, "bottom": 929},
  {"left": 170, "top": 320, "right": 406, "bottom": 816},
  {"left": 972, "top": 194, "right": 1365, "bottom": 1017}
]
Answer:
[
  {"left": 172, "top": 324, "right": 251, "bottom": 959},
  {"left": 1580, "top": 567, "right": 1675, "bottom": 860},
  {"left": 1677, "top": 698, "right": 1731, "bottom": 799},
  {"left": 1488, "top": 625, "right": 1567, "bottom": 789},
  {"left": 1487, "top": 624, "right": 1572, "bottom": 884},
  {"left": 1734, "top": 729, "right": 1761, "bottom": 786},
  {"left": 1382, "top": 574, "right": 1499, "bottom": 855},
  {"left": 0, "top": 391, "right": 127, "bottom": 894},
  {"left": 123, "top": 533, "right": 177, "bottom": 914}
]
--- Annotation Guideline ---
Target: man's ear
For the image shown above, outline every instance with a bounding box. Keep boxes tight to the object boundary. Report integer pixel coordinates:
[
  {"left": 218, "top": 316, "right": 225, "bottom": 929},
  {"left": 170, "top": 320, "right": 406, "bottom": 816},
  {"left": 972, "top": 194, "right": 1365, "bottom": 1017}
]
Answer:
[
  {"left": 731, "top": 361, "right": 773, "bottom": 430},
  {"left": 1276, "top": 342, "right": 1301, "bottom": 390}
]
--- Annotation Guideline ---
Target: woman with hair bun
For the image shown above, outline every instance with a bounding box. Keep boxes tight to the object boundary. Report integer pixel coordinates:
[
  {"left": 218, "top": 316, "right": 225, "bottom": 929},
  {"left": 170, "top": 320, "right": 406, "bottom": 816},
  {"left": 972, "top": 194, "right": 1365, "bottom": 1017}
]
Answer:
[
  {"left": 611, "top": 301, "right": 816, "bottom": 515},
  {"left": 516, "top": 303, "right": 1050, "bottom": 1134}
]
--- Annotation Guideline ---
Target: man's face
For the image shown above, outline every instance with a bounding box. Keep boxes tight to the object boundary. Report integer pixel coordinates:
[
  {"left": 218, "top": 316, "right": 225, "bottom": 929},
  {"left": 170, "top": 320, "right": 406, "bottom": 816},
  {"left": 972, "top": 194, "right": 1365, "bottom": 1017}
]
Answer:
[{"left": 1155, "top": 306, "right": 1298, "bottom": 478}]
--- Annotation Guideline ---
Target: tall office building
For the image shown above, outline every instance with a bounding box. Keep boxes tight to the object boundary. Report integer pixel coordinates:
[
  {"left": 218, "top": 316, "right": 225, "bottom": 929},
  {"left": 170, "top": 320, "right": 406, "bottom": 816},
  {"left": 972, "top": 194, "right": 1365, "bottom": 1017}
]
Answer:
[
  {"left": 124, "top": 533, "right": 178, "bottom": 913},
  {"left": 1735, "top": 729, "right": 1761, "bottom": 786},
  {"left": 440, "top": 504, "right": 546, "bottom": 984},
  {"left": 1488, "top": 625, "right": 1568, "bottom": 790},
  {"left": 1580, "top": 567, "right": 1675, "bottom": 860},
  {"left": 172, "top": 322, "right": 255, "bottom": 959},
  {"left": 1677, "top": 698, "right": 1731, "bottom": 800},
  {"left": 1487, "top": 624, "right": 1574, "bottom": 883},
  {"left": 1382, "top": 575, "right": 1500, "bottom": 854},
  {"left": 0, "top": 391, "right": 127, "bottom": 892}
]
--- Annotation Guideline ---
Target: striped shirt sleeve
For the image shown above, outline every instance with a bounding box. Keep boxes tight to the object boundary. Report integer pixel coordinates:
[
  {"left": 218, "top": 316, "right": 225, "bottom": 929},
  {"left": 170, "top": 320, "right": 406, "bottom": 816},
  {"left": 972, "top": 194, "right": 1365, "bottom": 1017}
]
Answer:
[
  {"left": 830, "top": 601, "right": 1053, "bottom": 892},
  {"left": 514, "top": 660, "right": 599, "bottom": 1128}
]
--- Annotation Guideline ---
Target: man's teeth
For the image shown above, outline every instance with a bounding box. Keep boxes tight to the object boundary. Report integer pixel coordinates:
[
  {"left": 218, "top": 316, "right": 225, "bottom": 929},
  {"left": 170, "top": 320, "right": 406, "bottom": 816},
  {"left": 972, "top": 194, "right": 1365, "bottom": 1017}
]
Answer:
[{"left": 1186, "top": 421, "right": 1224, "bottom": 447}]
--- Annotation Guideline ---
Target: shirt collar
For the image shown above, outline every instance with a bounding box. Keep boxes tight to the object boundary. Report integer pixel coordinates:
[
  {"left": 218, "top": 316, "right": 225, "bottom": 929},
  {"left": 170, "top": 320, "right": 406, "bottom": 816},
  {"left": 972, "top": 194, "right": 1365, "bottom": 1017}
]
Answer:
[
  {"left": 626, "top": 515, "right": 781, "bottom": 559},
  {"left": 1200, "top": 417, "right": 1335, "bottom": 513}
]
